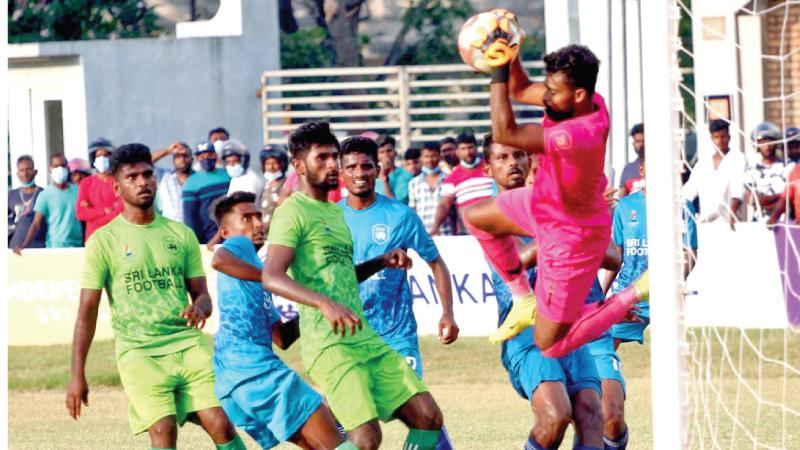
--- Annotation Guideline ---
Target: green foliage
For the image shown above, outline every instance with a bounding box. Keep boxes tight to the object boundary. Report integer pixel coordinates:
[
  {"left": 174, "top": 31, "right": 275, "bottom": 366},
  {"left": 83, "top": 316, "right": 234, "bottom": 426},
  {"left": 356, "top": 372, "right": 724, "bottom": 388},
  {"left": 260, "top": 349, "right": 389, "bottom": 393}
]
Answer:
[
  {"left": 8, "top": 0, "right": 161, "bottom": 43},
  {"left": 279, "top": 26, "right": 335, "bottom": 69},
  {"left": 394, "top": 0, "right": 475, "bottom": 66},
  {"left": 678, "top": 0, "right": 696, "bottom": 124}
]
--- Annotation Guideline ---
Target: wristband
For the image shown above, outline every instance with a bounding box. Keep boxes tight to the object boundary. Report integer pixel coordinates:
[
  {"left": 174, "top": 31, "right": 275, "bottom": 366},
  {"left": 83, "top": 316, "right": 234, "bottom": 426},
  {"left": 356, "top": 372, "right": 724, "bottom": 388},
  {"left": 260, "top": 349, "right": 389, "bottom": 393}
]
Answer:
[{"left": 491, "top": 65, "right": 510, "bottom": 84}]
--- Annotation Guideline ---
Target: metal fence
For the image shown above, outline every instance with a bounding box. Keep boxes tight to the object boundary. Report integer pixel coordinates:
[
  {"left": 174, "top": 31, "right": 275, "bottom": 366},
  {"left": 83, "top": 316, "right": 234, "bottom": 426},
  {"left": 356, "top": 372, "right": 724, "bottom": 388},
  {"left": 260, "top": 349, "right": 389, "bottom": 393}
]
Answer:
[{"left": 260, "top": 62, "right": 544, "bottom": 151}]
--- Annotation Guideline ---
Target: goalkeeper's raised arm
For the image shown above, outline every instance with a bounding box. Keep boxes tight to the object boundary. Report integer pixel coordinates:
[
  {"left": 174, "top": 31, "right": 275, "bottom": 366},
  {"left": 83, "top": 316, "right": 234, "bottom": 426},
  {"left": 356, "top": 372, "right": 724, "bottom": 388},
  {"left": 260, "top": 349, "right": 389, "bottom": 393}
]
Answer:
[{"left": 508, "top": 57, "right": 547, "bottom": 107}]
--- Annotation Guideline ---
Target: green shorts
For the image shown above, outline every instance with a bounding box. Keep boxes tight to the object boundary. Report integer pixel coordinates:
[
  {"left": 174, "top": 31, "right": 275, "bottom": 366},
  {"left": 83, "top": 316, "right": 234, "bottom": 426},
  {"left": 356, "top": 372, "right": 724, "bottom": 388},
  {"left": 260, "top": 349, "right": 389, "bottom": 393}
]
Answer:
[
  {"left": 117, "top": 341, "right": 221, "bottom": 434},
  {"left": 307, "top": 342, "right": 428, "bottom": 431}
]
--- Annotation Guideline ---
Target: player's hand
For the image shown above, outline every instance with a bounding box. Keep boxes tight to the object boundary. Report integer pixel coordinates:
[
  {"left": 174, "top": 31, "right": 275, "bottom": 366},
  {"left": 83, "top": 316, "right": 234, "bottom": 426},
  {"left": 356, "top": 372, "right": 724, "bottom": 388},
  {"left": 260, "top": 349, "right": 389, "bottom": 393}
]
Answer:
[
  {"left": 381, "top": 249, "right": 413, "bottom": 270},
  {"left": 66, "top": 375, "right": 89, "bottom": 420},
  {"left": 320, "top": 299, "right": 362, "bottom": 337},
  {"left": 206, "top": 242, "right": 216, "bottom": 252},
  {"left": 618, "top": 306, "right": 644, "bottom": 324},
  {"left": 603, "top": 187, "right": 619, "bottom": 207},
  {"left": 12, "top": 246, "right": 23, "bottom": 256},
  {"left": 430, "top": 226, "right": 440, "bottom": 237},
  {"left": 180, "top": 303, "right": 209, "bottom": 329},
  {"left": 438, "top": 313, "right": 460, "bottom": 345}
]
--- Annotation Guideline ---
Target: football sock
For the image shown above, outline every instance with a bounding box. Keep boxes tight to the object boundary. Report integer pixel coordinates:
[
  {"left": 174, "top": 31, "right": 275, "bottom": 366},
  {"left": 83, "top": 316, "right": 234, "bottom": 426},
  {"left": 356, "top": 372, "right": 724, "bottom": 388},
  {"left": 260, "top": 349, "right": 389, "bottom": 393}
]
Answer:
[
  {"left": 524, "top": 435, "right": 551, "bottom": 450},
  {"left": 215, "top": 434, "right": 246, "bottom": 450},
  {"left": 404, "top": 429, "right": 441, "bottom": 450},
  {"left": 336, "top": 421, "right": 347, "bottom": 436},
  {"left": 603, "top": 428, "right": 629, "bottom": 450},
  {"left": 435, "top": 425, "right": 454, "bottom": 450},
  {"left": 540, "top": 273, "right": 648, "bottom": 358},
  {"left": 335, "top": 441, "right": 359, "bottom": 450},
  {"left": 464, "top": 219, "right": 532, "bottom": 297},
  {"left": 572, "top": 446, "right": 602, "bottom": 450}
]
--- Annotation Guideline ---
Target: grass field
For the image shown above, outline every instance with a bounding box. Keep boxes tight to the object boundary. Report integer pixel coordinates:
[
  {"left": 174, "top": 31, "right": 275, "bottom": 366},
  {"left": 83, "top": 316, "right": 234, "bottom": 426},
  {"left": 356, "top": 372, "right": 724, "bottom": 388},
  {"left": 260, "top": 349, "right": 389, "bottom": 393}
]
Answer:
[{"left": 8, "top": 330, "right": 799, "bottom": 449}]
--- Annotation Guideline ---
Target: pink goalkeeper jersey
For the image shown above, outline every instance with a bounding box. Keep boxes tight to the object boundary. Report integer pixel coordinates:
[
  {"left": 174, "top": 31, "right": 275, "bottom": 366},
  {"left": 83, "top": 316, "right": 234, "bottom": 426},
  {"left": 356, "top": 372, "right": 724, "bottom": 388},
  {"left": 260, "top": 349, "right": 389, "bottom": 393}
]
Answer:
[{"left": 532, "top": 93, "right": 612, "bottom": 227}]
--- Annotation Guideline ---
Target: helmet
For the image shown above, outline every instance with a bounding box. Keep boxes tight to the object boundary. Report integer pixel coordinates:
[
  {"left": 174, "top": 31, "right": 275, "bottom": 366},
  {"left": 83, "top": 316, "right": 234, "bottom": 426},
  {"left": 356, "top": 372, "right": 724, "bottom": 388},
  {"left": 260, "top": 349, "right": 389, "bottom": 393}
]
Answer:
[
  {"left": 88, "top": 137, "right": 114, "bottom": 164},
  {"left": 221, "top": 139, "right": 250, "bottom": 170},
  {"left": 750, "top": 121, "right": 782, "bottom": 144},
  {"left": 785, "top": 127, "right": 800, "bottom": 143},
  {"left": 195, "top": 141, "right": 216, "bottom": 156},
  {"left": 259, "top": 145, "right": 289, "bottom": 172}
]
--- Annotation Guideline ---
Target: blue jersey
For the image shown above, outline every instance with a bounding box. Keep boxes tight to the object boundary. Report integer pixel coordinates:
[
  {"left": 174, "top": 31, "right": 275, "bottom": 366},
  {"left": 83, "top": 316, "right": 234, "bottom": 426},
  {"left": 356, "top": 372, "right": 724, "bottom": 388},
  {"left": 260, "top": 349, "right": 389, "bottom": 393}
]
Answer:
[
  {"left": 612, "top": 191, "right": 698, "bottom": 292},
  {"left": 339, "top": 194, "right": 440, "bottom": 350},
  {"left": 215, "top": 236, "right": 280, "bottom": 346},
  {"left": 493, "top": 237, "right": 605, "bottom": 370}
]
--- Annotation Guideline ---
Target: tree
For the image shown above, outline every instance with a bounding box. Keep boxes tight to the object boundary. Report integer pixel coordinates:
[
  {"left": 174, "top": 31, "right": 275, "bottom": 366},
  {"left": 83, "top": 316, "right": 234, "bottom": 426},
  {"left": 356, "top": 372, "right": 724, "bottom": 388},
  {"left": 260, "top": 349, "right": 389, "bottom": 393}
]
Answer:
[{"left": 9, "top": 0, "right": 161, "bottom": 43}]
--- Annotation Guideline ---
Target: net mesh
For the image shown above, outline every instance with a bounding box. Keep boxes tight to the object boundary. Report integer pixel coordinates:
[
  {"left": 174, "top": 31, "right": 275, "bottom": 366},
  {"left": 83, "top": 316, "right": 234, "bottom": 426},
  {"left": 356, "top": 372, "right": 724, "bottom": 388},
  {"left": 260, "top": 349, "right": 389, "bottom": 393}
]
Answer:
[{"left": 668, "top": 1, "right": 800, "bottom": 448}]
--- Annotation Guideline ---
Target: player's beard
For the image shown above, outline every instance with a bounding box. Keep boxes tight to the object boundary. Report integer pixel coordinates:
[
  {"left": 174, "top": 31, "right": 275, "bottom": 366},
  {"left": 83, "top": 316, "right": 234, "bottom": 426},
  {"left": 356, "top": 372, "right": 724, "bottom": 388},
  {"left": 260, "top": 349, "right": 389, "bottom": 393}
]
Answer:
[{"left": 545, "top": 103, "right": 574, "bottom": 122}]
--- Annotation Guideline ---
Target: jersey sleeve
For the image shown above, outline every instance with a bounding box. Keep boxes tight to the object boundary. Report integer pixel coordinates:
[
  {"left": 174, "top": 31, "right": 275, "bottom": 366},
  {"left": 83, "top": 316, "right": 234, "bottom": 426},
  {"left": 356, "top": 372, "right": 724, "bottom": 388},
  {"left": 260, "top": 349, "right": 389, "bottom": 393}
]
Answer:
[
  {"left": 81, "top": 234, "right": 109, "bottom": 290},
  {"left": 611, "top": 204, "right": 624, "bottom": 247},
  {"left": 184, "top": 226, "right": 206, "bottom": 279},
  {"left": 406, "top": 209, "right": 440, "bottom": 263},
  {"left": 32, "top": 190, "right": 49, "bottom": 216},
  {"left": 440, "top": 173, "right": 456, "bottom": 197},
  {"left": 268, "top": 304, "right": 282, "bottom": 325},
  {"left": 267, "top": 201, "right": 301, "bottom": 249}
]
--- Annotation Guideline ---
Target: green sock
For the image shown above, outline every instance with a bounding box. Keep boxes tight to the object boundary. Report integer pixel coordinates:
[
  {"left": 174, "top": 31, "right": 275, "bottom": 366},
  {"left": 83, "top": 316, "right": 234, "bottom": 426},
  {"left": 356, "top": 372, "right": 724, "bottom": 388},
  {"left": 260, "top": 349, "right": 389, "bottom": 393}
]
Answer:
[
  {"left": 215, "top": 434, "right": 246, "bottom": 450},
  {"left": 403, "top": 429, "right": 441, "bottom": 450},
  {"left": 335, "top": 441, "right": 359, "bottom": 450}
]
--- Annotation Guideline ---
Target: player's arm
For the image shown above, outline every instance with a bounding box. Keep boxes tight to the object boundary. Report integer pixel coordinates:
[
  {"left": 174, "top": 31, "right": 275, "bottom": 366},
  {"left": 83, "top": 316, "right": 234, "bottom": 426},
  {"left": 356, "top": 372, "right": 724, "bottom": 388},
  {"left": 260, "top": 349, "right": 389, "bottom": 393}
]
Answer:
[
  {"left": 490, "top": 66, "right": 545, "bottom": 154},
  {"left": 766, "top": 196, "right": 786, "bottom": 228},
  {"left": 427, "top": 256, "right": 459, "bottom": 344},
  {"left": 430, "top": 195, "right": 454, "bottom": 235},
  {"left": 355, "top": 248, "right": 413, "bottom": 282},
  {"left": 183, "top": 277, "right": 213, "bottom": 328},
  {"left": 271, "top": 317, "right": 300, "bottom": 350},
  {"left": 12, "top": 212, "right": 44, "bottom": 255},
  {"left": 508, "top": 57, "right": 547, "bottom": 106},
  {"left": 263, "top": 244, "right": 363, "bottom": 336},
  {"left": 211, "top": 247, "right": 262, "bottom": 282},
  {"left": 67, "top": 288, "right": 102, "bottom": 420},
  {"left": 601, "top": 243, "right": 623, "bottom": 295}
]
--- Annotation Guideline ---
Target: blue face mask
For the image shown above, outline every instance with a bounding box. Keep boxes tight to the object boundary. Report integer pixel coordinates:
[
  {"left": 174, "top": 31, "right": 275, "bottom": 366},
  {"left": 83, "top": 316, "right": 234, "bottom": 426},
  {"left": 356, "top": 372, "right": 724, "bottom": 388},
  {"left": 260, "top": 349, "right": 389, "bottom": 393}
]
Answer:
[
  {"left": 421, "top": 166, "right": 442, "bottom": 176},
  {"left": 460, "top": 156, "right": 481, "bottom": 169},
  {"left": 19, "top": 178, "right": 36, "bottom": 187},
  {"left": 226, "top": 164, "right": 244, "bottom": 178},
  {"left": 93, "top": 156, "right": 110, "bottom": 173},
  {"left": 199, "top": 158, "right": 217, "bottom": 172}
]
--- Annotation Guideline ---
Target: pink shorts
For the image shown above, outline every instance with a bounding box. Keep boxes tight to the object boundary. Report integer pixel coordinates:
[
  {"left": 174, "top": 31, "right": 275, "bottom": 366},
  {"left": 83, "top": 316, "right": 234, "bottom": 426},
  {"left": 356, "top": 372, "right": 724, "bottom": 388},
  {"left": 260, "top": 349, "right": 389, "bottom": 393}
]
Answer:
[{"left": 496, "top": 187, "right": 610, "bottom": 323}]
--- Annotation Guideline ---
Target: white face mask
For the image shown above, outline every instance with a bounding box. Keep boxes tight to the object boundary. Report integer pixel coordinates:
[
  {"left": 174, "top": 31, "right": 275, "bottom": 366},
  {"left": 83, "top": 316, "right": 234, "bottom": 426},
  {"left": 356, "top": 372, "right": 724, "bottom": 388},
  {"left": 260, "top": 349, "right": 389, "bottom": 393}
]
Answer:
[
  {"left": 263, "top": 170, "right": 284, "bottom": 182},
  {"left": 226, "top": 164, "right": 245, "bottom": 178},
  {"left": 213, "top": 140, "right": 227, "bottom": 154},
  {"left": 94, "top": 156, "right": 110, "bottom": 173},
  {"left": 51, "top": 166, "right": 69, "bottom": 184}
]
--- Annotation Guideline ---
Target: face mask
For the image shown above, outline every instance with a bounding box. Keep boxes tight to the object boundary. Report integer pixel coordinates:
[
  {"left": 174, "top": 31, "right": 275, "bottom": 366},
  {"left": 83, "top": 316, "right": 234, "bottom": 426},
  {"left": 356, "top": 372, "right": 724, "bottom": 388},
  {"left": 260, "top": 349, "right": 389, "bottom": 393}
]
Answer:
[
  {"left": 421, "top": 166, "right": 442, "bottom": 176},
  {"left": 51, "top": 166, "right": 69, "bottom": 184},
  {"left": 263, "top": 170, "right": 284, "bottom": 182},
  {"left": 213, "top": 140, "right": 226, "bottom": 154},
  {"left": 226, "top": 164, "right": 245, "bottom": 178},
  {"left": 19, "top": 178, "right": 36, "bottom": 187},
  {"left": 200, "top": 158, "right": 217, "bottom": 172},
  {"left": 94, "top": 156, "right": 110, "bottom": 173},
  {"left": 460, "top": 157, "right": 481, "bottom": 169}
]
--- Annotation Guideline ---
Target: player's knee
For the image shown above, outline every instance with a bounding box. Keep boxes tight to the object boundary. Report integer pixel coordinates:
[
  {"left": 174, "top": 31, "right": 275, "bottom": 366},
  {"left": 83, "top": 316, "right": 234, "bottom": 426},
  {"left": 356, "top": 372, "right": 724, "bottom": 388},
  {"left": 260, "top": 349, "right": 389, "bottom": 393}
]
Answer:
[
  {"left": 204, "top": 411, "right": 238, "bottom": 442},
  {"left": 349, "top": 428, "right": 382, "bottom": 450},
  {"left": 538, "top": 402, "right": 571, "bottom": 435},
  {"left": 419, "top": 403, "right": 444, "bottom": 430},
  {"left": 573, "top": 395, "right": 604, "bottom": 434},
  {"left": 602, "top": 399, "right": 626, "bottom": 434},
  {"left": 148, "top": 417, "right": 178, "bottom": 442}
]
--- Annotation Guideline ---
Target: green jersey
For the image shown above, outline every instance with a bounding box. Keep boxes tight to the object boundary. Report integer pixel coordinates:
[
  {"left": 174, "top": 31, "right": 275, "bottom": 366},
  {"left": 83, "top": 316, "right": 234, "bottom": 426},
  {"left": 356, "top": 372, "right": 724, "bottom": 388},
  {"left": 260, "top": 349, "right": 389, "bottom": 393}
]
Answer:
[
  {"left": 268, "top": 192, "right": 383, "bottom": 368},
  {"left": 81, "top": 214, "right": 207, "bottom": 361}
]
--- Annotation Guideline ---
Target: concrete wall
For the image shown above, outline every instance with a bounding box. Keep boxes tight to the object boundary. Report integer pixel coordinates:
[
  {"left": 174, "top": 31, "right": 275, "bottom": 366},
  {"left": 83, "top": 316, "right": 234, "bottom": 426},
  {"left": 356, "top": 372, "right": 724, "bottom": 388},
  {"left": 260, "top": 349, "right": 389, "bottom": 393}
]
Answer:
[{"left": 8, "top": 0, "right": 279, "bottom": 185}]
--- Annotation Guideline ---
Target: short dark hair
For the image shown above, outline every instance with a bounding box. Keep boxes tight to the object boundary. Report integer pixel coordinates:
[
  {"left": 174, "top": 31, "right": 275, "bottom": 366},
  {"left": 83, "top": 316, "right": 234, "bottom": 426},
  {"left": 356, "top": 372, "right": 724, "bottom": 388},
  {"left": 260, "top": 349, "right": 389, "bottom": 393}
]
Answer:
[
  {"left": 50, "top": 153, "right": 67, "bottom": 166},
  {"left": 376, "top": 134, "right": 396, "bottom": 149},
  {"left": 16, "top": 155, "right": 34, "bottom": 167},
  {"left": 630, "top": 123, "right": 644, "bottom": 136},
  {"left": 208, "top": 127, "right": 229, "bottom": 139},
  {"left": 482, "top": 133, "right": 494, "bottom": 158},
  {"left": 709, "top": 119, "right": 730, "bottom": 134},
  {"left": 544, "top": 44, "right": 600, "bottom": 95},
  {"left": 456, "top": 132, "right": 477, "bottom": 146},
  {"left": 288, "top": 121, "right": 340, "bottom": 159},
  {"left": 214, "top": 191, "right": 256, "bottom": 224},
  {"left": 404, "top": 148, "right": 421, "bottom": 160},
  {"left": 340, "top": 136, "right": 378, "bottom": 164},
  {"left": 440, "top": 136, "right": 456, "bottom": 147},
  {"left": 110, "top": 143, "right": 153, "bottom": 175},
  {"left": 422, "top": 141, "right": 440, "bottom": 153}
]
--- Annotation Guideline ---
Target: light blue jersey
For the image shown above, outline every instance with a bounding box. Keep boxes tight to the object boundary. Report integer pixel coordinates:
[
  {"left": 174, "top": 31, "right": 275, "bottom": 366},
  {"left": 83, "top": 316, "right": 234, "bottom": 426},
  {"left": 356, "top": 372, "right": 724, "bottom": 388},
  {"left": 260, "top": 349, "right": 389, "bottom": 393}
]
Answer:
[
  {"left": 338, "top": 194, "right": 440, "bottom": 360},
  {"left": 213, "top": 235, "right": 323, "bottom": 449}
]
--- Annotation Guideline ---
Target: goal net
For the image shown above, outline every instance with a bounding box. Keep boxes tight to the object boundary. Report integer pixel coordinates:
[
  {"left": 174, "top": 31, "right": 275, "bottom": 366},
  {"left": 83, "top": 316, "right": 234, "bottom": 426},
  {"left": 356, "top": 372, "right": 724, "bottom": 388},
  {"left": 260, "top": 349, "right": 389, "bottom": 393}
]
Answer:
[{"left": 645, "top": 1, "right": 800, "bottom": 448}]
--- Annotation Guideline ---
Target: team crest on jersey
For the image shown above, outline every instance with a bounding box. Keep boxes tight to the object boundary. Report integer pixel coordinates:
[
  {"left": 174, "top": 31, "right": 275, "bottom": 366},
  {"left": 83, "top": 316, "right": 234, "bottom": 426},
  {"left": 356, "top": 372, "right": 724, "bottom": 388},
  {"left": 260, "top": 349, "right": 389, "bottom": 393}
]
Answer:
[
  {"left": 630, "top": 210, "right": 638, "bottom": 223},
  {"left": 321, "top": 219, "right": 333, "bottom": 235},
  {"left": 550, "top": 130, "right": 572, "bottom": 150},
  {"left": 162, "top": 236, "right": 180, "bottom": 255},
  {"left": 122, "top": 244, "right": 133, "bottom": 258},
  {"left": 372, "top": 224, "right": 389, "bottom": 244}
]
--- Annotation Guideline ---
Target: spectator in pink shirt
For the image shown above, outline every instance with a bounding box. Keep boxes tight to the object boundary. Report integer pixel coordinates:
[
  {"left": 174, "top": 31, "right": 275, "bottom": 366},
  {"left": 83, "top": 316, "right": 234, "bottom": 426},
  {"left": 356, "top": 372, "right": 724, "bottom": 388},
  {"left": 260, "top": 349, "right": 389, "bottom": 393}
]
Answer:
[{"left": 76, "top": 138, "right": 122, "bottom": 241}]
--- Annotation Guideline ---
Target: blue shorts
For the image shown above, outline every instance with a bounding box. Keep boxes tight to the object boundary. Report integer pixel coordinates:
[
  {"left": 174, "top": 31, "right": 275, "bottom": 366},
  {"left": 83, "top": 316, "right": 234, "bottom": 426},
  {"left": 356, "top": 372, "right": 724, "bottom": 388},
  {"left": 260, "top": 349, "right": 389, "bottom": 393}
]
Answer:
[
  {"left": 507, "top": 343, "right": 601, "bottom": 400},
  {"left": 586, "top": 333, "right": 627, "bottom": 395},
  {"left": 214, "top": 341, "right": 323, "bottom": 448},
  {"left": 390, "top": 343, "right": 424, "bottom": 378},
  {"left": 611, "top": 301, "right": 650, "bottom": 345}
]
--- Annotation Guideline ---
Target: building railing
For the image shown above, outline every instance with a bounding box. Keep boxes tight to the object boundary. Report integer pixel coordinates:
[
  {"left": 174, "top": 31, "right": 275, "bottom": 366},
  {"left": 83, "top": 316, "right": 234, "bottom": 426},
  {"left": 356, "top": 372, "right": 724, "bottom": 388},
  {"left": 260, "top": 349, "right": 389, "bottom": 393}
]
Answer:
[{"left": 261, "top": 61, "right": 544, "bottom": 150}]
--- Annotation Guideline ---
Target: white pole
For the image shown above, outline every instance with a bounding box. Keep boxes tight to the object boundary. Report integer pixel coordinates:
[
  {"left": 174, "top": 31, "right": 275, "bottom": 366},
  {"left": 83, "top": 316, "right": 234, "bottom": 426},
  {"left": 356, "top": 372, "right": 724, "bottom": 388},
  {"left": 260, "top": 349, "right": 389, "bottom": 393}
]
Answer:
[{"left": 640, "top": 1, "right": 688, "bottom": 449}]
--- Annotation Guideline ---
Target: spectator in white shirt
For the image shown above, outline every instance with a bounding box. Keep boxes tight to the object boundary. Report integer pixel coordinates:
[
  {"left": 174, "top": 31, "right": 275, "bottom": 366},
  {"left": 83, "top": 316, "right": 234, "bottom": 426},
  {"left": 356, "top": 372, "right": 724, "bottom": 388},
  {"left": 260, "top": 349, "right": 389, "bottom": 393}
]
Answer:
[
  {"left": 152, "top": 142, "right": 194, "bottom": 222},
  {"left": 681, "top": 119, "right": 746, "bottom": 226},
  {"left": 745, "top": 122, "right": 785, "bottom": 221},
  {"left": 222, "top": 140, "right": 265, "bottom": 205}
]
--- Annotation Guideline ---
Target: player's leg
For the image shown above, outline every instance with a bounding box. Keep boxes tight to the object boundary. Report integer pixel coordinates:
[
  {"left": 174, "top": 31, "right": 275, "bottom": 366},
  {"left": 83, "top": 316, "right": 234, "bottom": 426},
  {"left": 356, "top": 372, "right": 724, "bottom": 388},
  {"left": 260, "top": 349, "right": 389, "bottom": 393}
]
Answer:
[
  {"left": 347, "top": 420, "right": 383, "bottom": 450},
  {"left": 194, "top": 407, "right": 242, "bottom": 448},
  {"left": 600, "top": 380, "right": 628, "bottom": 450},
  {"left": 571, "top": 389, "right": 605, "bottom": 449},
  {"left": 393, "top": 393, "right": 444, "bottom": 450},
  {"left": 529, "top": 382, "right": 573, "bottom": 448},
  {"left": 148, "top": 415, "right": 178, "bottom": 449},
  {"left": 291, "top": 404, "right": 359, "bottom": 450}
]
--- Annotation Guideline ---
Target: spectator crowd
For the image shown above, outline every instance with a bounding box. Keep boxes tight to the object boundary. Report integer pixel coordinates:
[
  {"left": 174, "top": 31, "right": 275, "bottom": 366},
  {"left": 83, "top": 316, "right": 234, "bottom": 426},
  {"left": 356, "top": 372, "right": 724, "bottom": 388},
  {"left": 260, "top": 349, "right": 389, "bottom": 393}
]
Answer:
[{"left": 9, "top": 120, "right": 800, "bottom": 254}]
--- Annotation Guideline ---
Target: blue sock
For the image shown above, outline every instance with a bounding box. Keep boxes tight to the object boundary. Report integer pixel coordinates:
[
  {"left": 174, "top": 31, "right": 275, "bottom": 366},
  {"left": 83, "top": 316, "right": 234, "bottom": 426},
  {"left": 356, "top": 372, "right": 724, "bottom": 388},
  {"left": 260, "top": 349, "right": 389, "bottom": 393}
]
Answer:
[
  {"left": 603, "top": 428, "right": 628, "bottom": 450},
  {"left": 524, "top": 435, "right": 548, "bottom": 450},
  {"left": 435, "top": 424, "right": 453, "bottom": 450},
  {"left": 335, "top": 421, "right": 346, "bottom": 437},
  {"left": 573, "top": 446, "right": 602, "bottom": 450}
]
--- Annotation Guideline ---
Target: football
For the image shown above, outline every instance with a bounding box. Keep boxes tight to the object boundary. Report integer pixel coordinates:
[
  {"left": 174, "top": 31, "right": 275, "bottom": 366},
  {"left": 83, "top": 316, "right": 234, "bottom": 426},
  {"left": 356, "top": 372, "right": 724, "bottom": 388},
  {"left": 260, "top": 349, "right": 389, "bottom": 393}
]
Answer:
[{"left": 458, "top": 9, "right": 525, "bottom": 73}]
